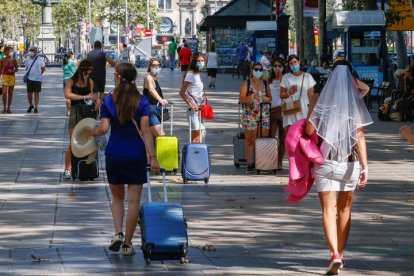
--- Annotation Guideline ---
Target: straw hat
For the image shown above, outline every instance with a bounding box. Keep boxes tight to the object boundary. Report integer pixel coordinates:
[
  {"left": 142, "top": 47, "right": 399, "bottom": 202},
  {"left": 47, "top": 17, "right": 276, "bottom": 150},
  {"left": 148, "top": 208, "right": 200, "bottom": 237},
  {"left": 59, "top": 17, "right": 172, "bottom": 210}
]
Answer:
[{"left": 71, "top": 118, "right": 98, "bottom": 164}]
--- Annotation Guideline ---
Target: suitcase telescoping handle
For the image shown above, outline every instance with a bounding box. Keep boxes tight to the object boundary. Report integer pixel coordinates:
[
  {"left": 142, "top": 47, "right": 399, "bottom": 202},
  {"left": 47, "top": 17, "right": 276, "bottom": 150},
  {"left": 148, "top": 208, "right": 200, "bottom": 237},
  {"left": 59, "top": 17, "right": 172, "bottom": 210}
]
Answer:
[
  {"left": 146, "top": 167, "right": 168, "bottom": 203},
  {"left": 238, "top": 101, "right": 241, "bottom": 133},
  {"left": 188, "top": 108, "right": 204, "bottom": 144},
  {"left": 160, "top": 103, "right": 173, "bottom": 136},
  {"left": 259, "top": 103, "right": 271, "bottom": 138}
]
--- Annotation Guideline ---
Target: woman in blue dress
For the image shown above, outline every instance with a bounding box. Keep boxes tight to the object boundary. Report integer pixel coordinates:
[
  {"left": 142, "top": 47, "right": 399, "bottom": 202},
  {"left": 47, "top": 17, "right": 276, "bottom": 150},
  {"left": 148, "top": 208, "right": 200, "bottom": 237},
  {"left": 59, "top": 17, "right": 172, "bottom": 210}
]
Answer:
[{"left": 91, "top": 63, "right": 160, "bottom": 256}]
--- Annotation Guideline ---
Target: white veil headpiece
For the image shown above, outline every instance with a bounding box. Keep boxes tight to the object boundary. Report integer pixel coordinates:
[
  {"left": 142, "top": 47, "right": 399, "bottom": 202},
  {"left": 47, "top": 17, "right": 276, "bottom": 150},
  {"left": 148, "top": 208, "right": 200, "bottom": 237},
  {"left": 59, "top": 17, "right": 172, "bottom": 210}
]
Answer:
[{"left": 309, "top": 65, "right": 373, "bottom": 162}]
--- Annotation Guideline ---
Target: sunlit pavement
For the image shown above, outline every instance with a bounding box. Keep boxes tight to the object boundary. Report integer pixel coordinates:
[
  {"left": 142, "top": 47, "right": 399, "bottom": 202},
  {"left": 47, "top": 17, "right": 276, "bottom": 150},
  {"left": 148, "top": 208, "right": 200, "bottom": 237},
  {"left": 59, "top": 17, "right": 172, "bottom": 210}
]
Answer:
[{"left": 0, "top": 66, "right": 413, "bottom": 275}]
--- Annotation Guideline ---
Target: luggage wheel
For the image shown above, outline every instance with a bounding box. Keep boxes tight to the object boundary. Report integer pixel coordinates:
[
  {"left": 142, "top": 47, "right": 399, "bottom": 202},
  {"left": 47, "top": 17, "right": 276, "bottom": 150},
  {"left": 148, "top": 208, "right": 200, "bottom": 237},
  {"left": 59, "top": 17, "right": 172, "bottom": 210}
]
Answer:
[
  {"left": 204, "top": 178, "right": 209, "bottom": 184},
  {"left": 173, "top": 169, "right": 177, "bottom": 175},
  {"left": 234, "top": 162, "right": 240, "bottom": 168},
  {"left": 180, "top": 257, "right": 185, "bottom": 264},
  {"left": 145, "top": 258, "right": 151, "bottom": 265},
  {"left": 183, "top": 177, "right": 188, "bottom": 184},
  {"left": 256, "top": 170, "right": 261, "bottom": 175}
]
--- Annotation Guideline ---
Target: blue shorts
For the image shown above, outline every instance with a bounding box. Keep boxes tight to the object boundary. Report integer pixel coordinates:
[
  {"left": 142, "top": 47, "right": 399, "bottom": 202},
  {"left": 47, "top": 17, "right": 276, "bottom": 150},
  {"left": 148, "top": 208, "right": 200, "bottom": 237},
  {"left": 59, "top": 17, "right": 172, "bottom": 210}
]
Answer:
[{"left": 149, "top": 105, "right": 161, "bottom": 126}]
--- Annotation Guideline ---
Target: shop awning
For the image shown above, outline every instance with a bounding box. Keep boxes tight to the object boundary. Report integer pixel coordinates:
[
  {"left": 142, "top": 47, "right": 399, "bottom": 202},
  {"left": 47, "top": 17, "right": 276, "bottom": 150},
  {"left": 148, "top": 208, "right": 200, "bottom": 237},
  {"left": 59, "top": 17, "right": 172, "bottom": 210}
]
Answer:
[{"left": 333, "top": 10, "right": 386, "bottom": 28}]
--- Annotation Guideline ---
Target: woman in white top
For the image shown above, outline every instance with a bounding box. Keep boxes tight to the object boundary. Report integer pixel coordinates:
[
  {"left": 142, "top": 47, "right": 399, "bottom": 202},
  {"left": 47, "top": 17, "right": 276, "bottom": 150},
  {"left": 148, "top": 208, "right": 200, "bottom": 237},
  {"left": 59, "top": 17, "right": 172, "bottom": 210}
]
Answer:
[
  {"left": 179, "top": 53, "right": 206, "bottom": 143},
  {"left": 206, "top": 45, "right": 219, "bottom": 88},
  {"left": 280, "top": 54, "right": 316, "bottom": 131},
  {"left": 269, "top": 57, "right": 285, "bottom": 169},
  {"left": 260, "top": 51, "right": 272, "bottom": 81}
]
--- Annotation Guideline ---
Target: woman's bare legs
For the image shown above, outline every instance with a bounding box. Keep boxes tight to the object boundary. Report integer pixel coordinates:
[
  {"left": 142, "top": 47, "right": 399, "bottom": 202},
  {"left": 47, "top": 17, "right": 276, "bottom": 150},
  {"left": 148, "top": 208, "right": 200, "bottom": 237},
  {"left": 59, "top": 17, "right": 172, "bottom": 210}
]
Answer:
[
  {"left": 64, "top": 128, "right": 74, "bottom": 171},
  {"left": 110, "top": 184, "right": 125, "bottom": 235},
  {"left": 6, "top": 86, "right": 14, "bottom": 111},
  {"left": 124, "top": 185, "right": 143, "bottom": 244},
  {"left": 319, "top": 191, "right": 340, "bottom": 256},
  {"left": 337, "top": 191, "right": 354, "bottom": 260},
  {"left": 244, "top": 129, "right": 256, "bottom": 165}
]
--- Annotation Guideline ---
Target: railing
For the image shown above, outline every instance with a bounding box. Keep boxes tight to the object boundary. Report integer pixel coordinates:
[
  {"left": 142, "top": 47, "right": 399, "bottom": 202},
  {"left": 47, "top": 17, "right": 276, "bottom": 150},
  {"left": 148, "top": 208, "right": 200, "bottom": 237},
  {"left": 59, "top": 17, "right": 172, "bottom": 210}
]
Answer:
[{"left": 17, "top": 53, "right": 84, "bottom": 67}]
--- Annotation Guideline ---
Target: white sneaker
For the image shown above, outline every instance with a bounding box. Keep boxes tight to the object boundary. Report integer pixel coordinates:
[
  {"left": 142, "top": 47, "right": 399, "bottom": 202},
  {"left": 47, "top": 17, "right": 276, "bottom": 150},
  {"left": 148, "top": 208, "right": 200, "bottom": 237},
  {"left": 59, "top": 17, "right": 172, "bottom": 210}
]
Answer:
[
  {"left": 108, "top": 232, "right": 124, "bottom": 251},
  {"left": 63, "top": 169, "right": 71, "bottom": 179},
  {"left": 122, "top": 242, "right": 135, "bottom": 256}
]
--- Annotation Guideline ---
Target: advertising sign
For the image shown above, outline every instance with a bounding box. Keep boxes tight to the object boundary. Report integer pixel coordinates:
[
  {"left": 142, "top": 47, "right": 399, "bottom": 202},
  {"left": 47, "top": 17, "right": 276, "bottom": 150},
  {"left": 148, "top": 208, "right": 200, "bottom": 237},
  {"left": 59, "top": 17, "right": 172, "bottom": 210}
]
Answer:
[
  {"left": 303, "top": 0, "right": 319, "bottom": 18},
  {"left": 387, "top": 0, "right": 414, "bottom": 31}
]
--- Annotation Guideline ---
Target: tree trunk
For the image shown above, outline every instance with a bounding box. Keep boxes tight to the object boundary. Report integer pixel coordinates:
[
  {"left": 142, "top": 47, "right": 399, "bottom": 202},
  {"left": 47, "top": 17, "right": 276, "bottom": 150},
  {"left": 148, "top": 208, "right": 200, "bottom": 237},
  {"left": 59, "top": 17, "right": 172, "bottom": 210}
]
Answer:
[
  {"left": 318, "top": 0, "right": 327, "bottom": 61},
  {"left": 294, "top": 0, "right": 301, "bottom": 56},
  {"left": 304, "top": 17, "right": 317, "bottom": 64},
  {"left": 396, "top": 31, "right": 408, "bottom": 69}
]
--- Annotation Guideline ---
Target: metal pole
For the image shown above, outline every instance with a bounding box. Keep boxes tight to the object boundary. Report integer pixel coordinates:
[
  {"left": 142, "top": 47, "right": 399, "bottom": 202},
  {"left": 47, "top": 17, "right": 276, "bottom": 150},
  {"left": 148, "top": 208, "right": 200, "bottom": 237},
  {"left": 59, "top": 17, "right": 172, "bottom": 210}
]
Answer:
[
  {"left": 125, "top": 0, "right": 128, "bottom": 42},
  {"left": 147, "top": 0, "right": 150, "bottom": 29},
  {"left": 275, "top": 0, "right": 279, "bottom": 56}
]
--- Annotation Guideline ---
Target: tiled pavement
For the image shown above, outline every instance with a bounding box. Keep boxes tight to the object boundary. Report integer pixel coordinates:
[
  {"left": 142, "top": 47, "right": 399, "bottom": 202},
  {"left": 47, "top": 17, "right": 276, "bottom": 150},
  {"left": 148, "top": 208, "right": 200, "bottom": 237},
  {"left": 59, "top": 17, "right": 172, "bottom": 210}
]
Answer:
[{"left": 0, "top": 66, "right": 413, "bottom": 275}]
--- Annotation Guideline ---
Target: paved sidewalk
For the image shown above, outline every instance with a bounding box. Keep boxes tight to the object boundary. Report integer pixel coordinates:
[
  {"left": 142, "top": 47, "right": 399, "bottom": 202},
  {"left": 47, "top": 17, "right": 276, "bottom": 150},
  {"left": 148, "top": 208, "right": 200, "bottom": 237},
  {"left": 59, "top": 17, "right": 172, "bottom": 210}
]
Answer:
[{"left": 0, "top": 67, "right": 413, "bottom": 275}]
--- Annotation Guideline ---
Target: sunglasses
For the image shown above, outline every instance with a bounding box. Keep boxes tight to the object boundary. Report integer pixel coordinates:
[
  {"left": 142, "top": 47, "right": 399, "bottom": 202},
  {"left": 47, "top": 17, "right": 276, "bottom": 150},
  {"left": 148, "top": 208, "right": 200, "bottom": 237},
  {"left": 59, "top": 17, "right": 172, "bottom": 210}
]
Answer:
[{"left": 253, "top": 68, "right": 263, "bottom": 72}]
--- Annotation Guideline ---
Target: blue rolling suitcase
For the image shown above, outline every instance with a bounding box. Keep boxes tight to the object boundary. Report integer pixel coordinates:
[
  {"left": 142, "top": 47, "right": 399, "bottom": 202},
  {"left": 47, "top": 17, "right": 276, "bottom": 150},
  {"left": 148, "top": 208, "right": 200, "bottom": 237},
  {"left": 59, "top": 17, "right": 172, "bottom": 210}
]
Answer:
[
  {"left": 140, "top": 169, "right": 188, "bottom": 265},
  {"left": 181, "top": 113, "right": 211, "bottom": 184}
]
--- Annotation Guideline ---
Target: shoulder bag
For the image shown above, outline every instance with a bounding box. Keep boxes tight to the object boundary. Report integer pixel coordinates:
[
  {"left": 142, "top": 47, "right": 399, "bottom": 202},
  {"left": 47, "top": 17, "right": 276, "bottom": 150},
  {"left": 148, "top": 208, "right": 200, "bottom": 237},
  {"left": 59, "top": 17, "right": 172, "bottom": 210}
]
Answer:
[
  {"left": 23, "top": 56, "right": 38, "bottom": 83},
  {"left": 282, "top": 73, "right": 305, "bottom": 116},
  {"left": 200, "top": 98, "right": 214, "bottom": 120}
]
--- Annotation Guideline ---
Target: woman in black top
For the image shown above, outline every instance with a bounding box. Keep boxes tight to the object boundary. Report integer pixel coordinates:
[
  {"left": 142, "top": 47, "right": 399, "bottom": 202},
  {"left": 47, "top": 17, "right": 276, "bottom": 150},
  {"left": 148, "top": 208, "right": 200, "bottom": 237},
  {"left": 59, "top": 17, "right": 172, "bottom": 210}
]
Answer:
[
  {"left": 142, "top": 57, "right": 169, "bottom": 137},
  {"left": 62, "top": 59, "right": 96, "bottom": 179}
]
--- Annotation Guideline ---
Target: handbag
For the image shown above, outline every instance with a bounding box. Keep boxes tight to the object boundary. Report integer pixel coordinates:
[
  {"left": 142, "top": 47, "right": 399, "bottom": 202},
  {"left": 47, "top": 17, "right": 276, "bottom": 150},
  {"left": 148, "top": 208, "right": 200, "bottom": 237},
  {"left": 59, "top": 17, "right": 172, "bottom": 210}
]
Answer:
[
  {"left": 200, "top": 98, "right": 214, "bottom": 120},
  {"left": 78, "top": 102, "right": 97, "bottom": 118},
  {"left": 155, "top": 105, "right": 170, "bottom": 122},
  {"left": 23, "top": 56, "right": 38, "bottom": 83},
  {"left": 282, "top": 73, "right": 305, "bottom": 116}
]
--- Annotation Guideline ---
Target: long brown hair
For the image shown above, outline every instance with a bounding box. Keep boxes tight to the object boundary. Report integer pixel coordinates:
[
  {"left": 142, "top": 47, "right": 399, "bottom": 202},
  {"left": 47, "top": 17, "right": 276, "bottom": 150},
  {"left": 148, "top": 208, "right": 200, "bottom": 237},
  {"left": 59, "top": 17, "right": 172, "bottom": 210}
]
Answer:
[{"left": 113, "top": 63, "right": 141, "bottom": 126}]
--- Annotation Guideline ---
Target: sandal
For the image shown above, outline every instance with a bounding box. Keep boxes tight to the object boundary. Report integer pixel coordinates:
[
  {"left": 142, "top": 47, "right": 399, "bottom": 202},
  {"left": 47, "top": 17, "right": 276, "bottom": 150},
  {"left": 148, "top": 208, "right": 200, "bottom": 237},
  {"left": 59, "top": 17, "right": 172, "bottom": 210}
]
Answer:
[
  {"left": 1, "top": 109, "right": 6, "bottom": 114},
  {"left": 6, "top": 109, "right": 11, "bottom": 114}
]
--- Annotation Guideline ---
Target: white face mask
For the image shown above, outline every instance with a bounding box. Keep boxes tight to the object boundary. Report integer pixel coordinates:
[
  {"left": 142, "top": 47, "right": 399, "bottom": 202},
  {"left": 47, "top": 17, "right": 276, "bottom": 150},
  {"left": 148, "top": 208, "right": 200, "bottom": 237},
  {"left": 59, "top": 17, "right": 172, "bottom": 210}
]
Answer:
[
  {"left": 29, "top": 51, "right": 35, "bottom": 57},
  {"left": 151, "top": 67, "right": 161, "bottom": 75},
  {"left": 197, "top": 61, "right": 205, "bottom": 70}
]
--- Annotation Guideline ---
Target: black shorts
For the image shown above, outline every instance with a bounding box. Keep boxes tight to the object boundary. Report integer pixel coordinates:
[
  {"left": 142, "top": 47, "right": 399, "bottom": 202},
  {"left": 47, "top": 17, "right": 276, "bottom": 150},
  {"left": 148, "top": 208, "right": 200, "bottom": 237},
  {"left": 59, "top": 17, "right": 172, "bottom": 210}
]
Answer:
[
  {"left": 93, "top": 80, "right": 105, "bottom": 93},
  {"left": 181, "top": 65, "right": 189, "bottom": 72},
  {"left": 207, "top": 68, "right": 218, "bottom": 78},
  {"left": 27, "top": 80, "right": 42, "bottom": 93}
]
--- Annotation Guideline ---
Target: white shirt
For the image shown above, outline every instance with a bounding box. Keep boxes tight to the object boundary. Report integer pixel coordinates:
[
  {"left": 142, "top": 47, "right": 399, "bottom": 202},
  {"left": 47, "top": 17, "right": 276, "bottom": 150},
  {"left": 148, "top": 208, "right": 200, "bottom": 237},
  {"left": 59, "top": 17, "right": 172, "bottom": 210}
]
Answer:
[
  {"left": 25, "top": 56, "right": 45, "bottom": 82},
  {"left": 206, "top": 52, "right": 218, "bottom": 68},
  {"left": 185, "top": 71, "right": 204, "bottom": 105},
  {"left": 260, "top": 55, "right": 271, "bottom": 71},
  {"left": 270, "top": 80, "right": 282, "bottom": 108},
  {"left": 280, "top": 72, "right": 316, "bottom": 127}
]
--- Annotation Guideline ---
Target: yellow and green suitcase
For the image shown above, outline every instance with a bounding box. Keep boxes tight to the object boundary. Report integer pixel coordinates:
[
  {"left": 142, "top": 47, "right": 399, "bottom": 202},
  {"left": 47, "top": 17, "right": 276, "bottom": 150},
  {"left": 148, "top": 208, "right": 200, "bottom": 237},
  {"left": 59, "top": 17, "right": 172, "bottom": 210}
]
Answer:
[{"left": 156, "top": 105, "right": 179, "bottom": 174}]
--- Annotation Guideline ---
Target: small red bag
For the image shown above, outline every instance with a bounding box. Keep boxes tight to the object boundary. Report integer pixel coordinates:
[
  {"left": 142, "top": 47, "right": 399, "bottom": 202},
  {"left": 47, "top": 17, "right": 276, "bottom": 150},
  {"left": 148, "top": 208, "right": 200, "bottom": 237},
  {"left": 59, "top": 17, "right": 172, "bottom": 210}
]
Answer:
[{"left": 200, "top": 99, "right": 214, "bottom": 120}]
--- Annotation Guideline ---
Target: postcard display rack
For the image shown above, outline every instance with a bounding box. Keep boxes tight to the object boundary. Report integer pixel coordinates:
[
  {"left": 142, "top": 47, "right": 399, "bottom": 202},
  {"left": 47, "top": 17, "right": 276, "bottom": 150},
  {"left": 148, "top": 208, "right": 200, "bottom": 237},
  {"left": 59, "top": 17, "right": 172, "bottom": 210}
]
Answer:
[{"left": 214, "top": 28, "right": 247, "bottom": 72}]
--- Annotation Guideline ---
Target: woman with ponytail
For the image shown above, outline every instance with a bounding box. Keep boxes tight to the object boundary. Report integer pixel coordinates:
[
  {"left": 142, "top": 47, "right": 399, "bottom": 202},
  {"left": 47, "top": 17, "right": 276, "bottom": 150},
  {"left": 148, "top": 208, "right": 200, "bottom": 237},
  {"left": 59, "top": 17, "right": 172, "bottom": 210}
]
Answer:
[{"left": 90, "top": 63, "right": 160, "bottom": 256}]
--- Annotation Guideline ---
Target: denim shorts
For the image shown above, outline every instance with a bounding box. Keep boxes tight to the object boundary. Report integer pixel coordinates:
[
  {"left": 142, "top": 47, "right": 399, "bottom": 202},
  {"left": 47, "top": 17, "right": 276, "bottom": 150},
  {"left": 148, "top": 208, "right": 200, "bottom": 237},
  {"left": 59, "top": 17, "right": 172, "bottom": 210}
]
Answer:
[
  {"left": 149, "top": 105, "right": 161, "bottom": 126},
  {"left": 314, "top": 160, "right": 360, "bottom": 192},
  {"left": 187, "top": 109, "right": 205, "bottom": 131}
]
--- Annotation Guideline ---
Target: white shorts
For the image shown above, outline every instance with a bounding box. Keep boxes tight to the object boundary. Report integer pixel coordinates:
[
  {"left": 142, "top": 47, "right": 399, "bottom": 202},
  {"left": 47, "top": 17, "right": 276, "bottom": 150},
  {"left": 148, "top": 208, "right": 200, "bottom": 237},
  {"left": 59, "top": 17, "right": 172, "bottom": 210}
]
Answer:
[
  {"left": 187, "top": 109, "right": 205, "bottom": 132},
  {"left": 314, "top": 160, "right": 360, "bottom": 192}
]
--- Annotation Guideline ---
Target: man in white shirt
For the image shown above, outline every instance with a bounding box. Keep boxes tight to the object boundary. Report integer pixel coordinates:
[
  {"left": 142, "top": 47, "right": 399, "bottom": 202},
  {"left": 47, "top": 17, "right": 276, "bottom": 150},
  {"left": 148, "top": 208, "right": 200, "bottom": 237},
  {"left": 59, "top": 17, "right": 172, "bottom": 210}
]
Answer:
[{"left": 25, "top": 46, "right": 45, "bottom": 113}]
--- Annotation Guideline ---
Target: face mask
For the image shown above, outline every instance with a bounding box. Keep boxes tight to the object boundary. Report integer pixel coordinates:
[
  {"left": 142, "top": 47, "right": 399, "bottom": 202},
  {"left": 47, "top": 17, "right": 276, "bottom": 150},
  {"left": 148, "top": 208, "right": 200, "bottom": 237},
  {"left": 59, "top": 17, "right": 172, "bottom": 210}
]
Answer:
[
  {"left": 151, "top": 67, "right": 161, "bottom": 75},
  {"left": 252, "top": 70, "right": 263, "bottom": 79},
  {"left": 8, "top": 52, "right": 13, "bottom": 58},
  {"left": 29, "top": 51, "right": 35, "bottom": 57},
  {"left": 82, "top": 73, "right": 89, "bottom": 80},
  {"left": 196, "top": 62, "right": 204, "bottom": 70},
  {"left": 290, "top": 64, "right": 301, "bottom": 72}
]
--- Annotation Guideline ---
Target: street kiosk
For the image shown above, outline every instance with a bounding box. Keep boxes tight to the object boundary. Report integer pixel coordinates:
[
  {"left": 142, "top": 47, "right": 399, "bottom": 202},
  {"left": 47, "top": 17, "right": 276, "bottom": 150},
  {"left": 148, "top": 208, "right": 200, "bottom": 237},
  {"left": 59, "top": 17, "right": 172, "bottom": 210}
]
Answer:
[{"left": 333, "top": 10, "right": 387, "bottom": 93}]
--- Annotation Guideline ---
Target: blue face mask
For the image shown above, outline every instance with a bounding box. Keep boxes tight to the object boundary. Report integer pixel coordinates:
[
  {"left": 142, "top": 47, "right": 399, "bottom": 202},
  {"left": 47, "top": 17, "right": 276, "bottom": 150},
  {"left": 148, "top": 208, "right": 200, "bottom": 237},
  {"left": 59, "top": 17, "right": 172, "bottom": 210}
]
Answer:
[
  {"left": 151, "top": 67, "right": 161, "bottom": 75},
  {"left": 290, "top": 64, "right": 301, "bottom": 72},
  {"left": 252, "top": 70, "right": 263, "bottom": 79}
]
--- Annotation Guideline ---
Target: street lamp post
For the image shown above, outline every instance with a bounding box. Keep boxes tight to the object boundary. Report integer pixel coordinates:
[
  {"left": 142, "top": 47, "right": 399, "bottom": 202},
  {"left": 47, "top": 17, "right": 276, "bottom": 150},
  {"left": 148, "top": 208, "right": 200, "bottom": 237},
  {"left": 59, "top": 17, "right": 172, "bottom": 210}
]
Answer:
[
  {"left": 78, "top": 18, "right": 83, "bottom": 55},
  {"left": 21, "top": 14, "right": 28, "bottom": 51}
]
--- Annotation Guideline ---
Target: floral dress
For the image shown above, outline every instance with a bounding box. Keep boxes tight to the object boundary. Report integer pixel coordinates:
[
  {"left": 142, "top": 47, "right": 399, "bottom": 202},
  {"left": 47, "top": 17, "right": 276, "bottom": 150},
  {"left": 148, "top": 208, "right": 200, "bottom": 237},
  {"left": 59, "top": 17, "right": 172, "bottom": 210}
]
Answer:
[{"left": 241, "top": 81, "right": 270, "bottom": 131}]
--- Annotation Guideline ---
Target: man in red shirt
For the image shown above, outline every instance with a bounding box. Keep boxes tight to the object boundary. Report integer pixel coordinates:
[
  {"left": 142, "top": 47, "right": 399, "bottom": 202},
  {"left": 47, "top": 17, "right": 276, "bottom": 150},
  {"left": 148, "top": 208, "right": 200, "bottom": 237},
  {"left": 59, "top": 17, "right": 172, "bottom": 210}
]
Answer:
[{"left": 178, "top": 42, "right": 192, "bottom": 79}]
